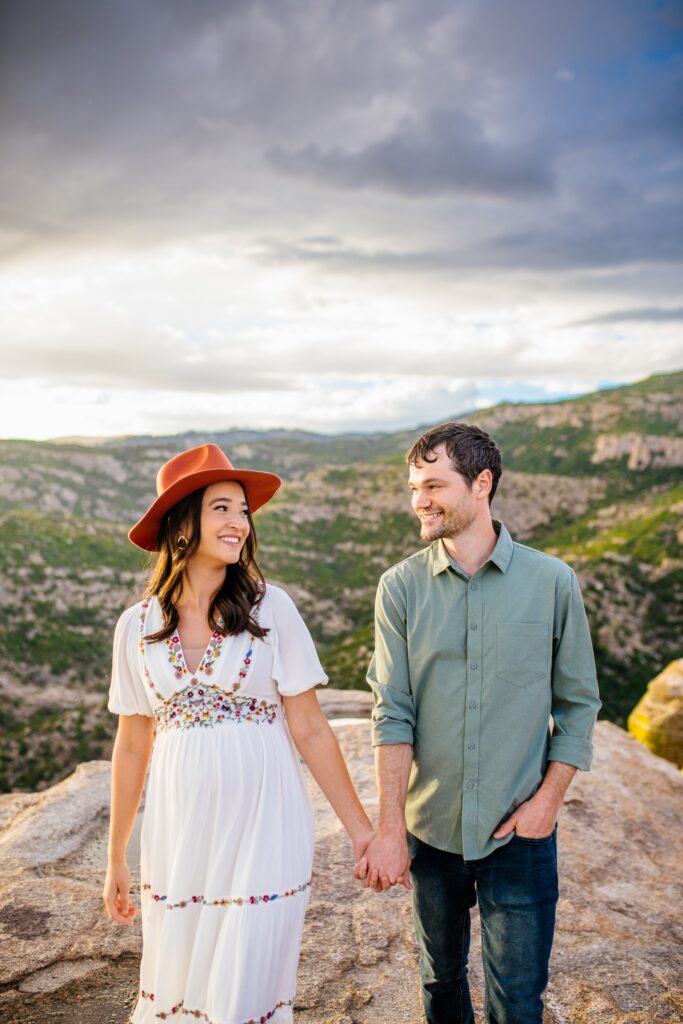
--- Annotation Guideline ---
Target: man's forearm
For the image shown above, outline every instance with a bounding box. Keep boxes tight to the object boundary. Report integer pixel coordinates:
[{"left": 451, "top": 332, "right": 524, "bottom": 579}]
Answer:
[
  {"left": 493, "top": 759, "right": 578, "bottom": 839},
  {"left": 376, "top": 742, "right": 413, "bottom": 831},
  {"left": 354, "top": 743, "right": 413, "bottom": 891},
  {"left": 537, "top": 760, "right": 577, "bottom": 812}
]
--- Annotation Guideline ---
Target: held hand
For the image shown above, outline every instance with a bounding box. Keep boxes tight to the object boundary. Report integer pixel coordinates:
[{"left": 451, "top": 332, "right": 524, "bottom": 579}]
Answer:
[
  {"left": 353, "top": 826, "right": 412, "bottom": 892},
  {"left": 351, "top": 828, "right": 376, "bottom": 882},
  {"left": 102, "top": 860, "right": 138, "bottom": 926},
  {"left": 351, "top": 829, "right": 376, "bottom": 867},
  {"left": 493, "top": 792, "right": 558, "bottom": 841}
]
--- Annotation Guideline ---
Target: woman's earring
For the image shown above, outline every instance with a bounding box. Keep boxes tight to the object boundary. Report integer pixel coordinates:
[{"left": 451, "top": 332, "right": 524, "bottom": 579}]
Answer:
[{"left": 177, "top": 535, "right": 189, "bottom": 551}]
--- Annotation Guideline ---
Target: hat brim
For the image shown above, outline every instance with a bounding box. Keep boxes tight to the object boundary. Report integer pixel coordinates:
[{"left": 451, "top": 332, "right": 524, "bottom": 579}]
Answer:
[{"left": 128, "top": 467, "right": 282, "bottom": 552}]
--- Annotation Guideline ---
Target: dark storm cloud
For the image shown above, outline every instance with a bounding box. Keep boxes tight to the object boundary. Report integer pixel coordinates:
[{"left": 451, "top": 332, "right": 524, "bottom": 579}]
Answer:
[
  {"left": 257, "top": 183, "right": 683, "bottom": 274},
  {"left": 268, "top": 107, "right": 554, "bottom": 198},
  {"left": 0, "top": 0, "right": 681, "bottom": 275}
]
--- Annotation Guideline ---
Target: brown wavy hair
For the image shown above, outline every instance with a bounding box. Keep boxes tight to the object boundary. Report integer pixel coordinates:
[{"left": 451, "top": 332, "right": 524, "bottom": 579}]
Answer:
[
  {"left": 143, "top": 486, "right": 269, "bottom": 644},
  {"left": 407, "top": 421, "right": 502, "bottom": 505}
]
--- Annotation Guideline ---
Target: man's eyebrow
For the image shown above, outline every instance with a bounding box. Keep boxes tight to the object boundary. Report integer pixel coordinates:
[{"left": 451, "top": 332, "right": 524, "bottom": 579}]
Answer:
[{"left": 408, "top": 477, "right": 446, "bottom": 487}]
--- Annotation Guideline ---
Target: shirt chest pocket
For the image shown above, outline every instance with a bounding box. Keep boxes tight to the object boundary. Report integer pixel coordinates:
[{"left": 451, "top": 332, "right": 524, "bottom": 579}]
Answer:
[{"left": 496, "top": 622, "right": 550, "bottom": 689}]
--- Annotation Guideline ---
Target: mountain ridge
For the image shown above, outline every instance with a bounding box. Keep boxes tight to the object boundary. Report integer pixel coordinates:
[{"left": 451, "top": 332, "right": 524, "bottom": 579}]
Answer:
[{"left": 0, "top": 368, "right": 681, "bottom": 792}]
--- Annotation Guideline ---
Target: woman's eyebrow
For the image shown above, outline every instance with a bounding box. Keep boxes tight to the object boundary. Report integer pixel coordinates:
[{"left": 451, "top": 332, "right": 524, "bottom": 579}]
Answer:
[{"left": 209, "top": 496, "right": 248, "bottom": 507}]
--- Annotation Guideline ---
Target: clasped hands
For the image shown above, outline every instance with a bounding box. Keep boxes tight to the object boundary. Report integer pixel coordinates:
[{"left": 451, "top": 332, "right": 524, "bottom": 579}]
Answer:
[
  {"left": 352, "top": 825, "right": 412, "bottom": 892},
  {"left": 352, "top": 791, "right": 558, "bottom": 894}
]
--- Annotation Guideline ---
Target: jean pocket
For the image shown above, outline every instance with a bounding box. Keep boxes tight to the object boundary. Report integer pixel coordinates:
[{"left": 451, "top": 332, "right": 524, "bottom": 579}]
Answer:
[
  {"left": 496, "top": 621, "right": 549, "bottom": 688},
  {"left": 513, "top": 824, "right": 557, "bottom": 844}
]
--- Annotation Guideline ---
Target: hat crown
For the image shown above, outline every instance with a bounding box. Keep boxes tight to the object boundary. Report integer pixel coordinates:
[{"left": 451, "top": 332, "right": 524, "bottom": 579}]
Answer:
[
  {"left": 130, "top": 443, "right": 281, "bottom": 551},
  {"left": 156, "top": 444, "right": 235, "bottom": 497}
]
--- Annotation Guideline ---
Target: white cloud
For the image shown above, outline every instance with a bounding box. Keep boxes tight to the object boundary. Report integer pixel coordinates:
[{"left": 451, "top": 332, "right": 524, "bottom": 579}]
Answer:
[{"left": 0, "top": 0, "right": 680, "bottom": 439}]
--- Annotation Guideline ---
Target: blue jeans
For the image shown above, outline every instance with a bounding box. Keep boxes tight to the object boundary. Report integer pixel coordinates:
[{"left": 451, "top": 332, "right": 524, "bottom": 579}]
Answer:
[{"left": 408, "top": 829, "right": 559, "bottom": 1024}]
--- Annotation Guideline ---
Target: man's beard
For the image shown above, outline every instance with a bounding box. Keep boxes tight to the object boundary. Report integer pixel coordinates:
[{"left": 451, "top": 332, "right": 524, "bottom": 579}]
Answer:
[{"left": 419, "top": 503, "right": 477, "bottom": 542}]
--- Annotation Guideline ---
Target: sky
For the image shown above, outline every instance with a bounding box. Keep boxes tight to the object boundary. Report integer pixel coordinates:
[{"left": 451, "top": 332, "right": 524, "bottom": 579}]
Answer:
[{"left": 1, "top": 0, "right": 682, "bottom": 440}]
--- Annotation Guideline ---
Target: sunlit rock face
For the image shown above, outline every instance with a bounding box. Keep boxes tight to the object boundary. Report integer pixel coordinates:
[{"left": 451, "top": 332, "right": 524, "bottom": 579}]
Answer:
[
  {"left": 591, "top": 433, "right": 683, "bottom": 470},
  {"left": 628, "top": 658, "right": 683, "bottom": 768},
  {"left": 1, "top": 709, "right": 682, "bottom": 1023}
]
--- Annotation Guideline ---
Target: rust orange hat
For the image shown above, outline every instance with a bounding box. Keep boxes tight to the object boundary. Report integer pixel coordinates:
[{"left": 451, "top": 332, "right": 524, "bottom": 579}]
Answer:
[{"left": 128, "top": 444, "right": 281, "bottom": 551}]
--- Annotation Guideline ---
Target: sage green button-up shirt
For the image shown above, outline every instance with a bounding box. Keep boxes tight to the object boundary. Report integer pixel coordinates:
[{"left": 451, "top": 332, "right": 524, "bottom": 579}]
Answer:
[{"left": 367, "top": 521, "right": 600, "bottom": 861}]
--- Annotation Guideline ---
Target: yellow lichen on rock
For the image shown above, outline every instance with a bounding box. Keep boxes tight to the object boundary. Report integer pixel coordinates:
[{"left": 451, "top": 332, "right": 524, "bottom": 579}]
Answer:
[{"left": 628, "top": 658, "right": 683, "bottom": 767}]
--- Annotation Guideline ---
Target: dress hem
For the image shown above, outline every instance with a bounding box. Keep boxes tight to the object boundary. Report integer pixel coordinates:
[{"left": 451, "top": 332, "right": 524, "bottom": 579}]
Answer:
[{"left": 134, "top": 992, "right": 294, "bottom": 1024}]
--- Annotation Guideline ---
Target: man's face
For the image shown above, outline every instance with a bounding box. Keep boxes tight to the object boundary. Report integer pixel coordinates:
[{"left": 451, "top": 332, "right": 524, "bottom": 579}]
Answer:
[{"left": 408, "top": 444, "right": 478, "bottom": 542}]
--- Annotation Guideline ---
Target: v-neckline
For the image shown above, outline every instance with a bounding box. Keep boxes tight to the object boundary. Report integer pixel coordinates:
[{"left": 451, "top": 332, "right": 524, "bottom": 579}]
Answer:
[
  {"left": 177, "top": 639, "right": 210, "bottom": 677},
  {"left": 142, "top": 598, "right": 257, "bottom": 692},
  {"left": 152, "top": 597, "right": 224, "bottom": 681}
]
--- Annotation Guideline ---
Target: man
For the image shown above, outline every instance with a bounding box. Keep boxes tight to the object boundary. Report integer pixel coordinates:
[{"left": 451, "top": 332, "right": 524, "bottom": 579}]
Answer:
[{"left": 355, "top": 422, "right": 600, "bottom": 1024}]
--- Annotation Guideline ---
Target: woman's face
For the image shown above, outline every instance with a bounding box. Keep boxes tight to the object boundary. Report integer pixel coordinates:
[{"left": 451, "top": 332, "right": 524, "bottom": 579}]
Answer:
[{"left": 193, "top": 480, "right": 250, "bottom": 566}]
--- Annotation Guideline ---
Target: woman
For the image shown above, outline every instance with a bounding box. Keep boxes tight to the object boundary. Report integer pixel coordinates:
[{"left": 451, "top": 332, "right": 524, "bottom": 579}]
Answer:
[{"left": 103, "top": 443, "right": 374, "bottom": 1024}]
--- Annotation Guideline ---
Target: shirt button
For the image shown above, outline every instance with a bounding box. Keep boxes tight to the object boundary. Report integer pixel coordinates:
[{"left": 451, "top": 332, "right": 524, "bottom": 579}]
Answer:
[
  {"left": 190, "top": 677, "right": 198, "bottom": 685},
  {"left": 468, "top": 742, "right": 476, "bottom": 750},
  {"left": 470, "top": 662, "right": 478, "bottom": 670},
  {"left": 466, "top": 782, "right": 474, "bottom": 790},
  {"left": 470, "top": 622, "right": 478, "bottom": 630},
  {"left": 470, "top": 583, "right": 478, "bottom": 591},
  {"left": 469, "top": 701, "right": 477, "bottom": 709}
]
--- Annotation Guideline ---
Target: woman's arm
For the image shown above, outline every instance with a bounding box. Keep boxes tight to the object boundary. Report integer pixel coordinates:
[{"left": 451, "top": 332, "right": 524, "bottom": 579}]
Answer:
[
  {"left": 283, "top": 689, "right": 374, "bottom": 860},
  {"left": 102, "top": 714, "right": 155, "bottom": 926}
]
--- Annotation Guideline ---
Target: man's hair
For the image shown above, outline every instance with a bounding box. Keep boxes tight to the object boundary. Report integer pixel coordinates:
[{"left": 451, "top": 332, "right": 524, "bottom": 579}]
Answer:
[{"left": 406, "top": 422, "right": 502, "bottom": 505}]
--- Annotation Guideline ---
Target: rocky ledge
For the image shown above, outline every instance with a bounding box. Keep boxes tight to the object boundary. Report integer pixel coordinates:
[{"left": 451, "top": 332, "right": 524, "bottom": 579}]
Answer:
[{"left": 0, "top": 694, "right": 681, "bottom": 1024}]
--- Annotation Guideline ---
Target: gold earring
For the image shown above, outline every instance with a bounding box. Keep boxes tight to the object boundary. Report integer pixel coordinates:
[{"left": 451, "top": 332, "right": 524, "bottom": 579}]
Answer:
[{"left": 177, "top": 535, "right": 189, "bottom": 551}]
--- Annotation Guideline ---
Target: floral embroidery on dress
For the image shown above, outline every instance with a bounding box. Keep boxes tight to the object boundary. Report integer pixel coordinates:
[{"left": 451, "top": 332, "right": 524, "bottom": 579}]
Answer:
[
  {"left": 166, "top": 632, "right": 186, "bottom": 680},
  {"left": 138, "top": 993, "right": 292, "bottom": 1023},
  {"left": 199, "top": 630, "right": 223, "bottom": 677},
  {"left": 139, "top": 598, "right": 257, "bottom": 698},
  {"left": 165, "top": 627, "right": 224, "bottom": 680},
  {"left": 233, "top": 635, "right": 254, "bottom": 692},
  {"left": 138, "top": 600, "right": 164, "bottom": 700},
  {"left": 142, "top": 879, "right": 311, "bottom": 910},
  {"left": 154, "top": 684, "right": 278, "bottom": 731}
]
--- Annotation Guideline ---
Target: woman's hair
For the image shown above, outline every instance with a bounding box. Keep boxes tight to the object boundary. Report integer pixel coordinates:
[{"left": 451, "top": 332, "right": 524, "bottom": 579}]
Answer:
[{"left": 143, "top": 486, "right": 269, "bottom": 643}]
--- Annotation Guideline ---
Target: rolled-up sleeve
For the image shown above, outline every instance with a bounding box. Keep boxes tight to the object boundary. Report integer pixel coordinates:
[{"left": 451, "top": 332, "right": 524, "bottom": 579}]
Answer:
[
  {"left": 367, "top": 573, "right": 415, "bottom": 747},
  {"left": 548, "top": 568, "right": 601, "bottom": 770}
]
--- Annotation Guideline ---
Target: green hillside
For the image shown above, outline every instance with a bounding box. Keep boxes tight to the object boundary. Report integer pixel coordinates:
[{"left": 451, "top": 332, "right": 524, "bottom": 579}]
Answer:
[{"left": 0, "top": 370, "right": 681, "bottom": 791}]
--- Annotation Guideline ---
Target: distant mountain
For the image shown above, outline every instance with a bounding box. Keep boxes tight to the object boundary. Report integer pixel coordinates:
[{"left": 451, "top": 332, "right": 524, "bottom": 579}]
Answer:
[{"left": 0, "top": 370, "right": 681, "bottom": 791}]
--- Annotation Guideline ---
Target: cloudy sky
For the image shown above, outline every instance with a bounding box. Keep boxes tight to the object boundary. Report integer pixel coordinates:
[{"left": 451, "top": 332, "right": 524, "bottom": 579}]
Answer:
[{"left": 1, "top": 0, "right": 682, "bottom": 440}]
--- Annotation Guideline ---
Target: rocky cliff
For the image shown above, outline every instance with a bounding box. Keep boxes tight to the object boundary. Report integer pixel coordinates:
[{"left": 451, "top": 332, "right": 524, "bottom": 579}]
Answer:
[
  {"left": 591, "top": 434, "right": 683, "bottom": 470},
  {"left": 1, "top": 369, "right": 682, "bottom": 793},
  {"left": 0, "top": 695, "right": 681, "bottom": 1024}
]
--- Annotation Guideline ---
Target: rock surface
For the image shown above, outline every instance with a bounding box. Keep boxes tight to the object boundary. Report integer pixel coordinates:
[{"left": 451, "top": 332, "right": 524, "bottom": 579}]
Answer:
[
  {"left": 1, "top": 704, "right": 682, "bottom": 1023},
  {"left": 591, "top": 433, "right": 683, "bottom": 470},
  {"left": 317, "top": 686, "right": 374, "bottom": 720},
  {"left": 628, "top": 658, "right": 683, "bottom": 768}
]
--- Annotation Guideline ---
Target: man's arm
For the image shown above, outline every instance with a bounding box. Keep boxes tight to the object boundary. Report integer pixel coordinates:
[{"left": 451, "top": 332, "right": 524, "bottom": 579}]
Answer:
[
  {"left": 494, "top": 566, "right": 600, "bottom": 840},
  {"left": 357, "top": 573, "right": 416, "bottom": 891},
  {"left": 493, "top": 761, "right": 576, "bottom": 839},
  {"left": 355, "top": 743, "right": 413, "bottom": 890},
  {"left": 547, "top": 567, "right": 601, "bottom": 768}
]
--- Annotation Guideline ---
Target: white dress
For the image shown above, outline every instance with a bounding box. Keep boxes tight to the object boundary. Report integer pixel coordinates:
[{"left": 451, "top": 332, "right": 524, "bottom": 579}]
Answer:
[{"left": 108, "top": 584, "right": 328, "bottom": 1024}]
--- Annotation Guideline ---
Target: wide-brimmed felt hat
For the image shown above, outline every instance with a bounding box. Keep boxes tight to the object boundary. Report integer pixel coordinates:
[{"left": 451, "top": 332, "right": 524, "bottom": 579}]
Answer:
[{"left": 129, "top": 443, "right": 281, "bottom": 551}]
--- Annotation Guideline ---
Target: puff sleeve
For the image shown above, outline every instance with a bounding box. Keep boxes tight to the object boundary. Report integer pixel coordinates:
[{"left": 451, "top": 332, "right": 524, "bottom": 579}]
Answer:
[
  {"left": 107, "top": 604, "right": 154, "bottom": 717},
  {"left": 269, "top": 586, "right": 329, "bottom": 697}
]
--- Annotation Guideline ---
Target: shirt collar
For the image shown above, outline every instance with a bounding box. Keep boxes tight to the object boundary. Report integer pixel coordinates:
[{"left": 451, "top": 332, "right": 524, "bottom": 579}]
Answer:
[
  {"left": 431, "top": 519, "right": 514, "bottom": 577},
  {"left": 488, "top": 520, "right": 514, "bottom": 573}
]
